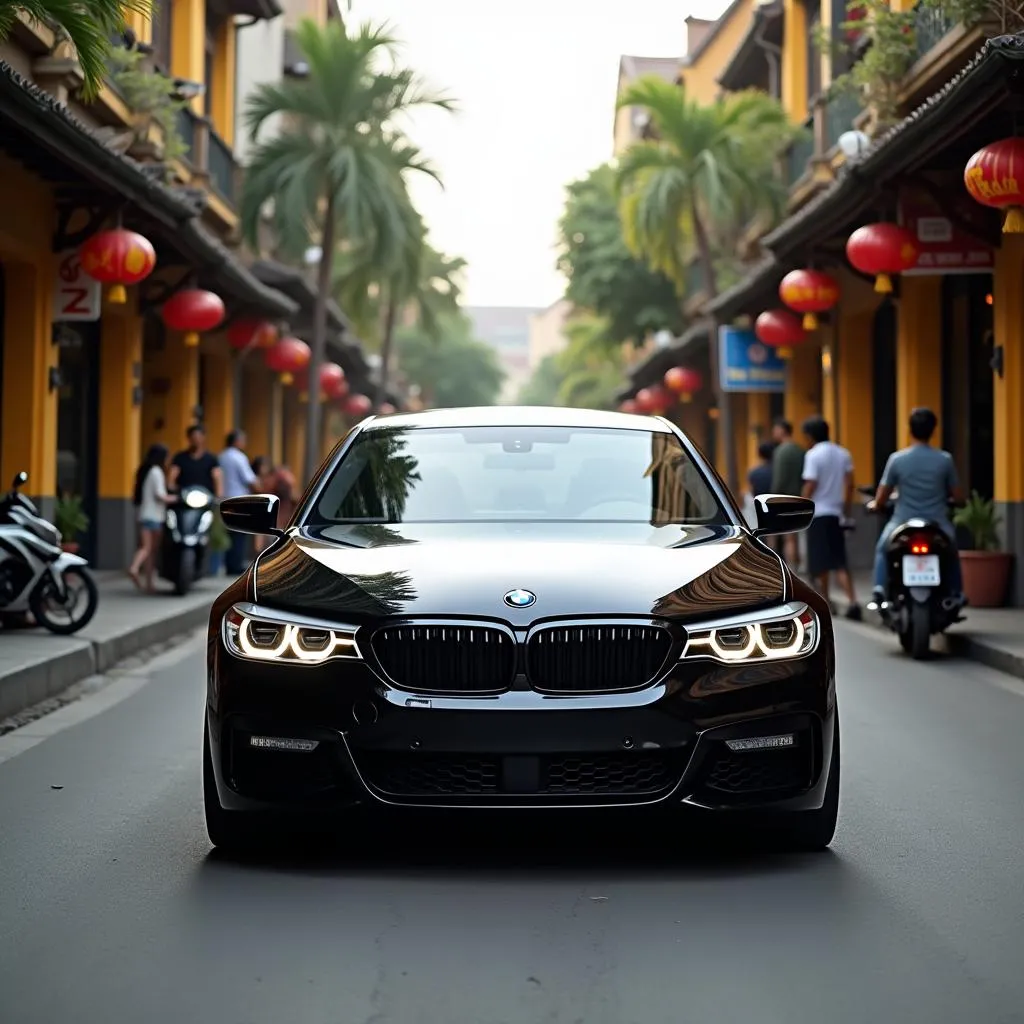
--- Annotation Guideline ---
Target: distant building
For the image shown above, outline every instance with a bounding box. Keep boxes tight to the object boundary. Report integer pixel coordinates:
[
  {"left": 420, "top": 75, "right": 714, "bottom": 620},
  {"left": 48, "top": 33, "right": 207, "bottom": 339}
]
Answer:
[
  {"left": 528, "top": 300, "right": 572, "bottom": 371},
  {"left": 612, "top": 55, "right": 682, "bottom": 156},
  {"left": 466, "top": 306, "right": 544, "bottom": 403}
]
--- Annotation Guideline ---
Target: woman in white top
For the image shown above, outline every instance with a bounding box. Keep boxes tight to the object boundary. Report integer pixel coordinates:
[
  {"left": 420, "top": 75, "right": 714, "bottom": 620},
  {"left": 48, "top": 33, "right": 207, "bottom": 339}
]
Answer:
[{"left": 129, "top": 444, "right": 175, "bottom": 591}]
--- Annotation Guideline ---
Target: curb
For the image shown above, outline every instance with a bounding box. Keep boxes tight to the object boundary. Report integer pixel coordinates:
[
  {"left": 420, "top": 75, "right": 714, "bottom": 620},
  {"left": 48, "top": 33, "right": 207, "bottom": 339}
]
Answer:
[
  {"left": 830, "top": 593, "right": 1024, "bottom": 681},
  {"left": 0, "top": 601, "right": 212, "bottom": 721}
]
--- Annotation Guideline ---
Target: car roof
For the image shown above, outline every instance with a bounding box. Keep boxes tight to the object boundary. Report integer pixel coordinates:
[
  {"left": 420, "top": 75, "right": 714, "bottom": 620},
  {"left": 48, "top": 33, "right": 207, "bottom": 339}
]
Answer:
[{"left": 361, "top": 406, "right": 675, "bottom": 432}]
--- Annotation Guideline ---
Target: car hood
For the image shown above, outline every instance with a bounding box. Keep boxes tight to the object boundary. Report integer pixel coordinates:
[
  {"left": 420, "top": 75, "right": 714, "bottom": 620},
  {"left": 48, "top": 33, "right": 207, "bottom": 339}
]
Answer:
[{"left": 252, "top": 523, "right": 786, "bottom": 624}]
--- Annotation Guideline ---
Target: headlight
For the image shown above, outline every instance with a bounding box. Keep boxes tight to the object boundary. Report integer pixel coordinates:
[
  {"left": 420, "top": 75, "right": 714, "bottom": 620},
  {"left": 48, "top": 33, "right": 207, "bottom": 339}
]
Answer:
[
  {"left": 185, "top": 490, "right": 209, "bottom": 509},
  {"left": 682, "top": 603, "right": 818, "bottom": 664},
  {"left": 222, "top": 603, "right": 362, "bottom": 665},
  {"left": 166, "top": 509, "right": 177, "bottom": 530}
]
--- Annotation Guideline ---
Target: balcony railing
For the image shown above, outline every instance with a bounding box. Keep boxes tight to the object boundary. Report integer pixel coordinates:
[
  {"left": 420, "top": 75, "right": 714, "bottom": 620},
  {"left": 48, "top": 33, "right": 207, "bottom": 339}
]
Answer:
[
  {"left": 915, "top": 1, "right": 957, "bottom": 59},
  {"left": 176, "top": 106, "right": 196, "bottom": 165},
  {"left": 207, "top": 127, "right": 236, "bottom": 203},
  {"left": 823, "top": 90, "right": 863, "bottom": 152},
  {"left": 786, "top": 120, "right": 815, "bottom": 186}
]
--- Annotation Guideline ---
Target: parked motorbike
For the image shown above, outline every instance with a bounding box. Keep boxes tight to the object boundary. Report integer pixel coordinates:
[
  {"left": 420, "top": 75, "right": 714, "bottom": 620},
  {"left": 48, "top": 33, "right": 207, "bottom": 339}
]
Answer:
[
  {"left": 861, "top": 485, "right": 965, "bottom": 659},
  {"left": 0, "top": 471, "right": 99, "bottom": 634},
  {"left": 160, "top": 485, "right": 215, "bottom": 596}
]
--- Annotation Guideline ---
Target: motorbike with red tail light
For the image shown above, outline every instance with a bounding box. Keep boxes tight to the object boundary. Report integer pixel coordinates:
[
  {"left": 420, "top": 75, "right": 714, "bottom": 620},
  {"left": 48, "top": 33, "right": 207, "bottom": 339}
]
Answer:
[{"left": 860, "top": 486, "right": 966, "bottom": 659}]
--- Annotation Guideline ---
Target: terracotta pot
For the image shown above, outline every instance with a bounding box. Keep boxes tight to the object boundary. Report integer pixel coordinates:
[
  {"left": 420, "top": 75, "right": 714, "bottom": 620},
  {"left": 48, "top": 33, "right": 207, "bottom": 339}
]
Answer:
[
  {"left": 61, "top": 541, "right": 79, "bottom": 554},
  {"left": 959, "top": 550, "right": 1013, "bottom": 608}
]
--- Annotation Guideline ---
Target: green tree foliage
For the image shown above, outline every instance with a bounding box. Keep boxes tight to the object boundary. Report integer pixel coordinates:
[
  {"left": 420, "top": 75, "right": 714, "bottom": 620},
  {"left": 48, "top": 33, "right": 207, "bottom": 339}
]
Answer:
[
  {"left": 557, "top": 163, "right": 683, "bottom": 350},
  {"left": 239, "top": 16, "right": 453, "bottom": 479},
  {"left": 396, "top": 314, "right": 504, "bottom": 409},
  {"left": 0, "top": 0, "right": 151, "bottom": 99},
  {"left": 517, "top": 313, "right": 625, "bottom": 412},
  {"left": 615, "top": 76, "right": 797, "bottom": 489}
]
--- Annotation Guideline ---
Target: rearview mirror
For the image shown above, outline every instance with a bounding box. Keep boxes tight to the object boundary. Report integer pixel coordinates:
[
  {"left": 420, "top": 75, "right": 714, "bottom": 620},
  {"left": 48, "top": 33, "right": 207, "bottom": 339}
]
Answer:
[
  {"left": 220, "top": 494, "right": 282, "bottom": 536},
  {"left": 751, "top": 494, "right": 814, "bottom": 537}
]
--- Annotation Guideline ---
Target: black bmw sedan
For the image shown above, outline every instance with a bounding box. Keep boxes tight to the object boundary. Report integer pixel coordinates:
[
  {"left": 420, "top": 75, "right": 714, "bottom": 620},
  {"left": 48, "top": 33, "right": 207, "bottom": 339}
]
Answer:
[{"left": 206, "top": 406, "right": 838, "bottom": 852}]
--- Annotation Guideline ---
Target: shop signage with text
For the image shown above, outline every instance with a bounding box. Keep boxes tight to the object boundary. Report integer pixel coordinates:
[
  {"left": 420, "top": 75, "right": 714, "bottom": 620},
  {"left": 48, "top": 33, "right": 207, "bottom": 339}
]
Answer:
[
  {"left": 719, "top": 326, "right": 785, "bottom": 393},
  {"left": 53, "top": 250, "right": 101, "bottom": 322},
  {"left": 898, "top": 192, "right": 993, "bottom": 275}
]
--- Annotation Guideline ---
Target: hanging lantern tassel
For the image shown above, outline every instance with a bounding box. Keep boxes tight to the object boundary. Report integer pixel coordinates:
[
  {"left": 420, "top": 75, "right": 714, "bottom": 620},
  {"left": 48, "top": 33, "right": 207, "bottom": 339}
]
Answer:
[
  {"left": 280, "top": 372, "right": 294, "bottom": 386},
  {"left": 183, "top": 331, "right": 200, "bottom": 347},
  {"left": 874, "top": 273, "right": 893, "bottom": 294},
  {"left": 1004, "top": 206, "right": 1024, "bottom": 233},
  {"left": 802, "top": 312, "right": 818, "bottom": 330},
  {"left": 108, "top": 284, "right": 127, "bottom": 304},
  {"left": 299, "top": 390, "right": 309, "bottom": 404},
  {"left": 681, "top": 393, "right": 692, "bottom": 404},
  {"left": 778, "top": 346, "right": 793, "bottom": 359}
]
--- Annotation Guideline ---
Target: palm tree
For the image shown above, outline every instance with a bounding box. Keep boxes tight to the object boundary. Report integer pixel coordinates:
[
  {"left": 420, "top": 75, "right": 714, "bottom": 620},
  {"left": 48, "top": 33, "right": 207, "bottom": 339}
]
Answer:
[
  {"left": 615, "top": 77, "right": 798, "bottom": 492},
  {"left": 0, "top": 0, "right": 151, "bottom": 98},
  {"left": 336, "top": 212, "right": 467, "bottom": 410},
  {"left": 239, "top": 17, "right": 453, "bottom": 482}
]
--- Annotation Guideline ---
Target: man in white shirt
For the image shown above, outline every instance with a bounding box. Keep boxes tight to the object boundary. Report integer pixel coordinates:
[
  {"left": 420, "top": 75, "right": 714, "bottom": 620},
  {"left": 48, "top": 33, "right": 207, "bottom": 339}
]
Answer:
[{"left": 801, "top": 416, "right": 861, "bottom": 620}]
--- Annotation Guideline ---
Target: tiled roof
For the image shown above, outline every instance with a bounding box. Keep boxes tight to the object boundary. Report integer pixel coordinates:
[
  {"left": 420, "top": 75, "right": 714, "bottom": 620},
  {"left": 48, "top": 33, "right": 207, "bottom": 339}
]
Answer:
[
  {"left": 618, "top": 320, "right": 714, "bottom": 398},
  {"left": 0, "top": 60, "right": 296, "bottom": 318},
  {"left": 708, "top": 33, "right": 1024, "bottom": 318}
]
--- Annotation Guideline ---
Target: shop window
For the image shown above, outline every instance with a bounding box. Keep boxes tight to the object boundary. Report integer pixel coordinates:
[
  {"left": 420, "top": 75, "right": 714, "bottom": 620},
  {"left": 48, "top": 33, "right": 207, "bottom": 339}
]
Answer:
[{"left": 151, "top": 0, "right": 173, "bottom": 73}]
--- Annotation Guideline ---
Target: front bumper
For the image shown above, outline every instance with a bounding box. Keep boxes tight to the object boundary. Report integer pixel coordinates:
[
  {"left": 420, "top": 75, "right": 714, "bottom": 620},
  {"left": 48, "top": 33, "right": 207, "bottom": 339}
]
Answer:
[{"left": 207, "top": 641, "right": 837, "bottom": 815}]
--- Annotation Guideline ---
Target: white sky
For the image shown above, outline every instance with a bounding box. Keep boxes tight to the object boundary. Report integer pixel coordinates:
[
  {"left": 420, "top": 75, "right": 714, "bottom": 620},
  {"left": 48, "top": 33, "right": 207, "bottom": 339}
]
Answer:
[{"left": 347, "top": 0, "right": 726, "bottom": 308}]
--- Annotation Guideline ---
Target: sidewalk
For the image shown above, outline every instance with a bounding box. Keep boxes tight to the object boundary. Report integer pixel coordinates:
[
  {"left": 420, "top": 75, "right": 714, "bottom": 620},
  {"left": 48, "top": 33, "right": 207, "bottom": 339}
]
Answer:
[
  {"left": 827, "top": 570, "right": 1024, "bottom": 680},
  {"left": 0, "top": 571, "right": 221, "bottom": 721}
]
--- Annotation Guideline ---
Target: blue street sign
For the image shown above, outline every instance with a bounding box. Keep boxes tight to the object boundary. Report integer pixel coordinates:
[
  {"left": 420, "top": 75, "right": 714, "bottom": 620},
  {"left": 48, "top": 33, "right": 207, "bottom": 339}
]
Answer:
[{"left": 718, "top": 325, "right": 786, "bottom": 393}]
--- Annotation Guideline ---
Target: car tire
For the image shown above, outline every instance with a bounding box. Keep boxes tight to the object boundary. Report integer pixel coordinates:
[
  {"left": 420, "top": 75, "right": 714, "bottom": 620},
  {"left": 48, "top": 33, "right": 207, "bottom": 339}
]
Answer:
[
  {"left": 767, "top": 713, "right": 840, "bottom": 853},
  {"left": 203, "top": 721, "right": 261, "bottom": 854}
]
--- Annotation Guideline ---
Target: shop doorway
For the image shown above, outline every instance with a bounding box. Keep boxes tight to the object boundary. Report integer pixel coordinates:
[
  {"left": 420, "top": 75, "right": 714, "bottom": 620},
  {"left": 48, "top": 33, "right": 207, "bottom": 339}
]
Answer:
[
  {"left": 55, "top": 322, "right": 100, "bottom": 559},
  {"left": 872, "top": 299, "right": 897, "bottom": 486},
  {"left": 942, "top": 273, "right": 994, "bottom": 502}
]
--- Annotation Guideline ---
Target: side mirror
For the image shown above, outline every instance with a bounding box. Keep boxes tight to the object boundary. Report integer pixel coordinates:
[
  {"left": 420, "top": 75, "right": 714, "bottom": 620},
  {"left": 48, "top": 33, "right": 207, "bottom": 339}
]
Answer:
[
  {"left": 220, "top": 494, "right": 282, "bottom": 536},
  {"left": 752, "top": 493, "right": 815, "bottom": 537},
  {"left": 12, "top": 471, "right": 28, "bottom": 489}
]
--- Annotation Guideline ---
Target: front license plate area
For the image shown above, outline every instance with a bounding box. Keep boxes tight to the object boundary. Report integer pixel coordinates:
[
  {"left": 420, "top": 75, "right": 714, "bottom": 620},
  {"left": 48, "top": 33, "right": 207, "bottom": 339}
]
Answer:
[{"left": 902, "top": 554, "right": 940, "bottom": 587}]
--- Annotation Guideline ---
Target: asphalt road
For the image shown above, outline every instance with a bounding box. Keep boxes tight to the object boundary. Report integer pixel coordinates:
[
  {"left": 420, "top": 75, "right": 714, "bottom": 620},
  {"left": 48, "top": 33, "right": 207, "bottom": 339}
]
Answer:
[{"left": 2, "top": 622, "right": 1024, "bottom": 1024}]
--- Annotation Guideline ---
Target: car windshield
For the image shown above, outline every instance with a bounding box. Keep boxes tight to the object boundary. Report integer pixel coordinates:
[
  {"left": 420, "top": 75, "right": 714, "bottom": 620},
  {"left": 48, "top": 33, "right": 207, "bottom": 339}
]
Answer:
[{"left": 307, "top": 425, "right": 726, "bottom": 526}]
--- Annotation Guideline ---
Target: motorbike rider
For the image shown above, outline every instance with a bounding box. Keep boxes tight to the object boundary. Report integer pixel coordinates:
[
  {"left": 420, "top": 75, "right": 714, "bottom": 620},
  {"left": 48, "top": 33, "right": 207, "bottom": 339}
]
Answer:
[{"left": 871, "top": 407, "right": 965, "bottom": 606}]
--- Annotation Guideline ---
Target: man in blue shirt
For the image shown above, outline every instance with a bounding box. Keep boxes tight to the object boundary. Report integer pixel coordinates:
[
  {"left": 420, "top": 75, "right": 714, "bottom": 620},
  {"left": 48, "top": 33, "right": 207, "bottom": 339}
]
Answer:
[
  {"left": 219, "top": 430, "right": 259, "bottom": 575},
  {"left": 871, "top": 408, "right": 964, "bottom": 603}
]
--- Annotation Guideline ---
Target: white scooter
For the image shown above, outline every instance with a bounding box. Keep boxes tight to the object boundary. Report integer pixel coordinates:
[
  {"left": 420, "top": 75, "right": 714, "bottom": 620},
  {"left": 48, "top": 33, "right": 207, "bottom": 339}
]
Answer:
[{"left": 0, "top": 472, "right": 98, "bottom": 634}]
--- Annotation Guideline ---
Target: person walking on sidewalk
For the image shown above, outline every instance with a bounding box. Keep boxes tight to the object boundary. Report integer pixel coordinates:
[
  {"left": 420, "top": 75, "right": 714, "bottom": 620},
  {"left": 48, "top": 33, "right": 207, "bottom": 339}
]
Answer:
[
  {"left": 128, "top": 443, "right": 175, "bottom": 592},
  {"left": 801, "top": 416, "right": 861, "bottom": 620},
  {"left": 871, "top": 407, "right": 965, "bottom": 606},
  {"left": 219, "top": 430, "right": 259, "bottom": 575},
  {"left": 771, "top": 419, "right": 805, "bottom": 570}
]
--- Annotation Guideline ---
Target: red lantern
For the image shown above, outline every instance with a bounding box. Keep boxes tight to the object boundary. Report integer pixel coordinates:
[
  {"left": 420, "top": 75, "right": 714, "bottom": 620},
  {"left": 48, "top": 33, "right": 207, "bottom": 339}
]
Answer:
[
  {"left": 299, "top": 362, "right": 346, "bottom": 403},
  {"left": 227, "top": 319, "right": 278, "bottom": 352},
  {"left": 845, "top": 223, "right": 918, "bottom": 294},
  {"left": 79, "top": 228, "right": 156, "bottom": 303},
  {"left": 779, "top": 269, "right": 840, "bottom": 330},
  {"left": 379, "top": 402, "right": 397, "bottom": 415},
  {"left": 345, "top": 393, "right": 373, "bottom": 418},
  {"left": 264, "top": 336, "right": 310, "bottom": 385},
  {"left": 664, "top": 366, "right": 702, "bottom": 403},
  {"left": 964, "top": 137, "right": 1024, "bottom": 233},
  {"left": 620, "top": 399, "right": 638, "bottom": 414},
  {"left": 635, "top": 385, "right": 671, "bottom": 415},
  {"left": 161, "top": 289, "right": 225, "bottom": 348},
  {"left": 755, "top": 309, "right": 806, "bottom": 359}
]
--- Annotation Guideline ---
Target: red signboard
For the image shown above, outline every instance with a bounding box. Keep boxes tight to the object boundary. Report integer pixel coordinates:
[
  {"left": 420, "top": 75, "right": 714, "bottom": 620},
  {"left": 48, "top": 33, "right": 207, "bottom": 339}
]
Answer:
[{"left": 898, "top": 190, "right": 993, "bottom": 275}]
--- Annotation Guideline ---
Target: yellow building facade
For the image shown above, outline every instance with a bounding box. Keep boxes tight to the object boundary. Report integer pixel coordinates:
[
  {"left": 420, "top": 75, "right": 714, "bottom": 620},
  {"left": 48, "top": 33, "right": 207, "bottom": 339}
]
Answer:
[
  {"left": 618, "top": 2, "right": 1024, "bottom": 601},
  {"left": 0, "top": 0, "right": 368, "bottom": 571}
]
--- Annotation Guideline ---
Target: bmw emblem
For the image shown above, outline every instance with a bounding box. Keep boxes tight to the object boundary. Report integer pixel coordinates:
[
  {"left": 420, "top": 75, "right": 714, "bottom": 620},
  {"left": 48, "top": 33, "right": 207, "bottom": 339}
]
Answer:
[{"left": 504, "top": 589, "right": 537, "bottom": 609}]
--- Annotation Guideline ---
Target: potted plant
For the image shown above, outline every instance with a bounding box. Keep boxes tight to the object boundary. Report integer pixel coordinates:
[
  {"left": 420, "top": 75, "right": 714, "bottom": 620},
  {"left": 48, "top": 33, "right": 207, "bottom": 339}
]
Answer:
[
  {"left": 953, "top": 491, "right": 1014, "bottom": 608},
  {"left": 54, "top": 494, "right": 89, "bottom": 554}
]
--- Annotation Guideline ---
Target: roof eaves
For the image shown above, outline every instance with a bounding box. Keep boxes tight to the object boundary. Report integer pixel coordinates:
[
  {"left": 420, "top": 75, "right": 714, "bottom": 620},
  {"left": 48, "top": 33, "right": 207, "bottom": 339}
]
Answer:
[
  {"left": 762, "top": 33, "right": 1024, "bottom": 256},
  {"left": 709, "top": 33, "right": 1024, "bottom": 318},
  {"left": 717, "top": 2, "right": 782, "bottom": 90},
  {"left": 0, "top": 61, "right": 199, "bottom": 225}
]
